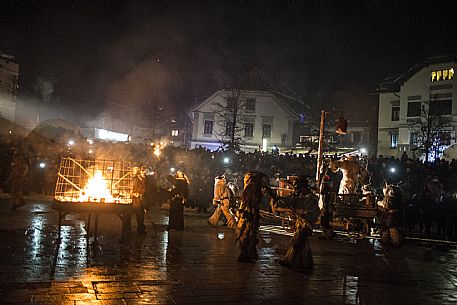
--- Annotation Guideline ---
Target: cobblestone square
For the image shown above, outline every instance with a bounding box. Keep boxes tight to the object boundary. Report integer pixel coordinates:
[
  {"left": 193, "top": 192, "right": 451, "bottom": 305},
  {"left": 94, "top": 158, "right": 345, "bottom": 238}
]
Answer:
[{"left": 0, "top": 195, "right": 456, "bottom": 305}]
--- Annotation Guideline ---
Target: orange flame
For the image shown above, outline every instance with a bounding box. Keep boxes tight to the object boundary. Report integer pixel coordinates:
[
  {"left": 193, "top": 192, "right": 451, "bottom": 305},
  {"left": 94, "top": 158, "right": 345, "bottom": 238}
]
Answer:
[{"left": 78, "top": 171, "right": 115, "bottom": 203}]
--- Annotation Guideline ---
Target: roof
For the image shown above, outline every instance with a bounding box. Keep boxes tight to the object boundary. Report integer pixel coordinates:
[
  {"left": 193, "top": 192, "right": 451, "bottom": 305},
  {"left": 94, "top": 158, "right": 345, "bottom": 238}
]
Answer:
[
  {"left": 0, "top": 51, "right": 18, "bottom": 63},
  {"left": 190, "top": 89, "right": 310, "bottom": 118},
  {"left": 378, "top": 55, "right": 457, "bottom": 93}
]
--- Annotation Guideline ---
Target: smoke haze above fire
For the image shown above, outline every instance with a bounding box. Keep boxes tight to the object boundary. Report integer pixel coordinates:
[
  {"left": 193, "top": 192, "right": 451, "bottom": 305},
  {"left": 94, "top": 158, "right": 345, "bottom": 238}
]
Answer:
[{"left": 2, "top": 1, "right": 457, "bottom": 125}]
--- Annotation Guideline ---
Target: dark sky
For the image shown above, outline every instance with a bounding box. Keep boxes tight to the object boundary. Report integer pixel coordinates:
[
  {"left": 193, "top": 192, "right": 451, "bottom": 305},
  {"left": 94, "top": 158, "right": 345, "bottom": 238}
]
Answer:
[{"left": 1, "top": 1, "right": 457, "bottom": 122}]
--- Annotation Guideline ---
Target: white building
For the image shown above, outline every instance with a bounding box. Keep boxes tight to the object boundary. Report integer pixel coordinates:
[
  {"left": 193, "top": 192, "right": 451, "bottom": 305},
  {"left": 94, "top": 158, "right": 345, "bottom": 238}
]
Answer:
[
  {"left": 0, "top": 51, "right": 19, "bottom": 132},
  {"left": 189, "top": 90, "right": 305, "bottom": 152},
  {"left": 378, "top": 56, "right": 456, "bottom": 159}
]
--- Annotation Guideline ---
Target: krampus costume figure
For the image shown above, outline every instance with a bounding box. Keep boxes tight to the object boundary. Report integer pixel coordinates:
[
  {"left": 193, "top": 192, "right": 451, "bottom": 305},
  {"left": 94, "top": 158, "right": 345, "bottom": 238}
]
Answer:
[
  {"left": 377, "top": 183, "right": 404, "bottom": 247},
  {"left": 329, "top": 156, "right": 368, "bottom": 194},
  {"left": 279, "top": 176, "right": 320, "bottom": 270},
  {"left": 236, "top": 171, "right": 273, "bottom": 263},
  {"left": 167, "top": 171, "right": 189, "bottom": 231},
  {"left": 208, "top": 176, "right": 237, "bottom": 228}
]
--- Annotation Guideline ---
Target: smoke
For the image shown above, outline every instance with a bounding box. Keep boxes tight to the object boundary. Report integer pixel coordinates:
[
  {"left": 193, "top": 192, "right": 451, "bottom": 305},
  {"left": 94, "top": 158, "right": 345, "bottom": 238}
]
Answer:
[
  {"left": 107, "top": 58, "right": 172, "bottom": 114},
  {"left": 96, "top": 3, "right": 241, "bottom": 121},
  {"left": 33, "top": 77, "right": 55, "bottom": 103}
]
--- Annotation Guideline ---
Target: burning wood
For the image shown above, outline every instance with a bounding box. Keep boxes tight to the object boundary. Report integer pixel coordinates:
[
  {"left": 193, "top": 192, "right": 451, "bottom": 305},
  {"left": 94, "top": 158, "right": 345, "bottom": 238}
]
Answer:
[{"left": 54, "top": 157, "right": 133, "bottom": 204}]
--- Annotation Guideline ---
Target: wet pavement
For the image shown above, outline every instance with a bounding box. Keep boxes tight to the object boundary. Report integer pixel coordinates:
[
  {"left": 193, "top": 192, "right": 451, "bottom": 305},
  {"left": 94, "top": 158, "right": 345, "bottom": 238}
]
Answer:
[{"left": 0, "top": 194, "right": 456, "bottom": 305}]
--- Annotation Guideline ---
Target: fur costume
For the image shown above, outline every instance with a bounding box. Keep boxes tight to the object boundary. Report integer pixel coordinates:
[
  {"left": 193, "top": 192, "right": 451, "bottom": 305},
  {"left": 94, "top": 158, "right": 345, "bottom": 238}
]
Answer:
[
  {"left": 377, "top": 183, "right": 404, "bottom": 247},
  {"left": 279, "top": 176, "right": 320, "bottom": 270},
  {"left": 208, "top": 176, "right": 237, "bottom": 228},
  {"left": 236, "top": 171, "right": 271, "bottom": 262},
  {"left": 329, "top": 157, "right": 364, "bottom": 194},
  {"left": 279, "top": 217, "right": 314, "bottom": 270}
]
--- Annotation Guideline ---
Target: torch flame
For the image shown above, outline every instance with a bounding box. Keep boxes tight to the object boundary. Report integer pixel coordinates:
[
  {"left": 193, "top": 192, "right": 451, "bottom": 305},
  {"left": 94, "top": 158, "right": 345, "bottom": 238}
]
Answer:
[{"left": 154, "top": 146, "right": 161, "bottom": 157}]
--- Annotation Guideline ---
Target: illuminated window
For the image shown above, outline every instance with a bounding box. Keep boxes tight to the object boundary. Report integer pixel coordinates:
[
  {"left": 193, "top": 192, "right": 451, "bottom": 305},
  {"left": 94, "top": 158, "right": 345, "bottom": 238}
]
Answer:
[
  {"left": 391, "top": 106, "right": 400, "bottom": 121},
  {"left": 437, "top": 70, "right": 442, "bottom": 81},
  {"left": 171, "top": 129, "right": 179, "bottom": 137},
  {"left": 431, "top": 68, "right": 455, "bottom": 82},
  {"left": 244, "top": 123, "right": 254, "bottom": 137},
  {"left": 390, "top": 133, "right": 398, "bottom": 148},
  {"left": 204, "top": 120, "right": 213, "bottom": 134}
]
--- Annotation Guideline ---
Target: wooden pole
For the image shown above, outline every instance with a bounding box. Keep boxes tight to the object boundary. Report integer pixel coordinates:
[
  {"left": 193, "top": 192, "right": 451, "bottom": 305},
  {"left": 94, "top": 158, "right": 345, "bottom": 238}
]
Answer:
[{"left": 315, "top": 110, "right": 325, "bottom": 187}]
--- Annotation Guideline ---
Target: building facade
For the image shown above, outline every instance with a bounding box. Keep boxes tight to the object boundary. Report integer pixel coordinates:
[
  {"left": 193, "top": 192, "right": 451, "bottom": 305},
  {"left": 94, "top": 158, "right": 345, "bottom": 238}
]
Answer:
[
  {"left": 189, "top": 90, "right": 300, "bottom": 152},
  {"left": 0, "top": 51, "right": 19, "bottom": 133},
  {"left": 378, "top": 56, "right": 456, "bottom": 159}
]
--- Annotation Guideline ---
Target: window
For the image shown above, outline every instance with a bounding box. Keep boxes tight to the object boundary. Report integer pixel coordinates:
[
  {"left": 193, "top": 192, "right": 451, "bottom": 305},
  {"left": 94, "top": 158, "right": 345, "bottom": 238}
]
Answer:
[
  {"left": 438, "top": 131, "right": 453, "bottom": 146},
  {"left": 244, "top": 123, "right": 254, "bottom": 137},
  {"left": 430, "top": 84, "right": 453, "bottom": 90},
  {"left": 262, "top": 124, "right": 271, "bottom": 138},
  {"left": 407, "top": 102, "right": 421, "bottom": 117},
  {"left": 430, "top": 99, "right": 452, "bottom": 115},
  {"left": 204, "top": 120, "right": 213, "bottom": 134},
  {"left": 246, "top": 98, "right": 256, "bottom": 111},
  {"left": 226, "top": 97, "right": 235, "bottom": 109},
  {"left": 391, "top": 106, "right": 400, "bottom": 121},
  {"left": 225, "top": 121, "right": 233, "bottom": 136},
  {"left": 431, "top": 68, "right": 454, "bottom": 82},
  {"left": 390, "top": 133, "right": 398, "bottom": 148},
  {"left": 352, "top": 132, "right": 361, "bottom": 144},
  {"left": 410, "top": 132, "right": 418, "bottom": 146},
  {"left": 171, "top": 129, "right": 179, "bottom": 137}
]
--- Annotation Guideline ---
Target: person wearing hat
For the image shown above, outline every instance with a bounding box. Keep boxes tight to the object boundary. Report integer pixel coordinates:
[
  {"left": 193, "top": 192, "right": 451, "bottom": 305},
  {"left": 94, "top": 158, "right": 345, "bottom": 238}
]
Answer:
[{"left": 208, "top": 175, "right": 236, "bottom": 228}]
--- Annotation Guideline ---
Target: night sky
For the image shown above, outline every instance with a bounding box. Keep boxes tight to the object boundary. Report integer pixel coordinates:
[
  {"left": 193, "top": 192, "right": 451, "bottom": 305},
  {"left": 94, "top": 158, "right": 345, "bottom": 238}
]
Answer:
[{"left": 2, "top": 1, "right": 457, "bottom": 123}]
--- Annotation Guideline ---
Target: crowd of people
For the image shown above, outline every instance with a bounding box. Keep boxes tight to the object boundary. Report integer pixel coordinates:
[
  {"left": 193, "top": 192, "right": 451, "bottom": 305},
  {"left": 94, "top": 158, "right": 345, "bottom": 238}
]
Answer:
[{"left": 1, "top": 132, "right": 457, "bottom": 239}]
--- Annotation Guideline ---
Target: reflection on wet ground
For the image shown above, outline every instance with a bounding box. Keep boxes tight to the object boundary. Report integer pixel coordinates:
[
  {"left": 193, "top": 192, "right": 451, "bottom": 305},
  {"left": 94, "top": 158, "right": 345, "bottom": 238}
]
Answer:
[{"left": 0, "top": 196, "right": 457, "bottom": 304}]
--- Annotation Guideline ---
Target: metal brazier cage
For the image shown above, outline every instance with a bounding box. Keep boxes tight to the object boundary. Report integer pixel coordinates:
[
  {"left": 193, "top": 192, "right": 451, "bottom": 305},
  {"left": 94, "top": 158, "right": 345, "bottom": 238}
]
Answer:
[{"left": 54, "top": 157, "right": 133, "bottom": 204}]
